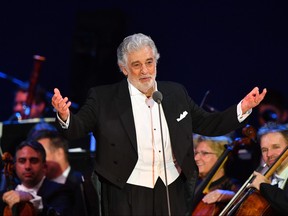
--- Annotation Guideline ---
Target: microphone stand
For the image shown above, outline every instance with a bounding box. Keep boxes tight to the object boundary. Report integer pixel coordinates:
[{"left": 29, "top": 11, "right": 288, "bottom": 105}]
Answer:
[
  {"left": 199, "top": 90, "right": 210, "bottom": 108},
  {"left": 153, "top": 91, "right": 171, "bottom": 216}
]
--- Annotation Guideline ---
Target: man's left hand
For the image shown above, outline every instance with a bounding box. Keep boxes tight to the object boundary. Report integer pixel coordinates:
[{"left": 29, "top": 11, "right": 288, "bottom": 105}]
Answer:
[{"left": 241, "top": 87, "right": 267, "bottom": 114}]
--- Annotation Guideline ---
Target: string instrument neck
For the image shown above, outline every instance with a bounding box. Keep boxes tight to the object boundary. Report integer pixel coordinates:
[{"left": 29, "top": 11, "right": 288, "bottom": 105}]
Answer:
[{"left": 22, "top": 55, "right": 46, "bottom": 119}]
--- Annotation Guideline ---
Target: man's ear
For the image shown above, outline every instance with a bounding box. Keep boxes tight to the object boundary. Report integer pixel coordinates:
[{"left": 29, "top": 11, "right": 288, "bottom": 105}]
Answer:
[
  {"left": 119, "top": 65, "right": 128, "bottom": 76},
  {"left": 56, "top": 148, "right": 64, "bottom": 158}
]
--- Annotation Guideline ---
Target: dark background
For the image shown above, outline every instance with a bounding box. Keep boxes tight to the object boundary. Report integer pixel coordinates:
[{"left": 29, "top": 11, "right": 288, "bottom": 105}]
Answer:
[{"left": 1, "top": 0, "right": 287, "bottom": 127}]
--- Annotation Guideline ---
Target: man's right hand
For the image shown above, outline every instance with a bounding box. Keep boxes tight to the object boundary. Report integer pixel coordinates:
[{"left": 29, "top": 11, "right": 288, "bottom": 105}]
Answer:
[
  {"left": 248, "top": 171, "right": 271, "bottom": 190},
  {"left": 51, "top": 88, "right": 71, "bottom": 122}
]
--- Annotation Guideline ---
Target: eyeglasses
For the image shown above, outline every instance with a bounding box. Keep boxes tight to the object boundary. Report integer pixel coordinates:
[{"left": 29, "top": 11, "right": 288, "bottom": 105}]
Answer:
[{"left": 194, "top": 151, "right": 217, "bottom": 157}]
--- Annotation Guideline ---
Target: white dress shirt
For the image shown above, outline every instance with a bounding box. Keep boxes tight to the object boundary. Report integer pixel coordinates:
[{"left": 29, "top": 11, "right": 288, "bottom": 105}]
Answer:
[
  {"left": 126, "top": 81, "right": 179, "bottom": 188},
  {"left": 15, "top": 176, "right": 45, "bottom": 211},
  {"left": 271, "top": 166, "right": 288, "bottom": 189},
  {"left": 52, "top": 166, "right": 71, "bottom": 184}
]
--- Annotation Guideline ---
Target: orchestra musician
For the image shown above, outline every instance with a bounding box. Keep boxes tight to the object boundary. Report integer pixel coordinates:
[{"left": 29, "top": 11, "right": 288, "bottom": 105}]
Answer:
[
  {"left": 191, "top": 135, "right": 241, "bottom": 215},
  {"left": 9, "top": 86, "right": 49, "bottom": 121},
  {"left": 0, "top": 140, "right": 73, "bottom": 216},
  {"left": 249, "top": 123, "right": 288, "bottom": 215}
]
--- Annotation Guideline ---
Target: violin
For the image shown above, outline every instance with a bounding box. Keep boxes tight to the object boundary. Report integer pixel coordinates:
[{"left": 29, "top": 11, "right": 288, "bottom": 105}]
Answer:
[
  {"left": 219, "top": 146, "right": 288, "bottom": 216},
  {"left": 2, "top": 152, "right": 37, "bottom": 216},
  {"left": 191, "top": 125, "right": 257, "bottom": 216}
]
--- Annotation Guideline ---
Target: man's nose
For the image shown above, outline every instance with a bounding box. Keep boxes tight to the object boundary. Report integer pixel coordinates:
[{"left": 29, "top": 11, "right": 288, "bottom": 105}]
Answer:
[
  {"left": 140, "top": 65, "right": 149, "bottom": 74},
  {"left": 24, "top": 162, "right": 32, "bottom": 169}
]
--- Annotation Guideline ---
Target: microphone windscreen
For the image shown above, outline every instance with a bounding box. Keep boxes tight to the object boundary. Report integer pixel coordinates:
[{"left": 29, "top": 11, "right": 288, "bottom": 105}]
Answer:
[{"left": 152, "top": 91, "right": 163, "bottom": 104}]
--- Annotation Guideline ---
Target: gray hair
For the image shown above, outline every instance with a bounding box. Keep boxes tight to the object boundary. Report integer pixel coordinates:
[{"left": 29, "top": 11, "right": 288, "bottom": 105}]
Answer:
[{"left": 117, "top": 33, "right": 160, "bottom": 71}]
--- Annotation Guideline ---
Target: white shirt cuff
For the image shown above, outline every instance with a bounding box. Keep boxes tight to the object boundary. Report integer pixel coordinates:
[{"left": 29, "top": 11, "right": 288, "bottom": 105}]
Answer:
[
  {"left": 237, "top": 100, "right": 252, "bottom": 122},
  {"left": 57, "top": 112, "right": 70, "bottom": 129}
]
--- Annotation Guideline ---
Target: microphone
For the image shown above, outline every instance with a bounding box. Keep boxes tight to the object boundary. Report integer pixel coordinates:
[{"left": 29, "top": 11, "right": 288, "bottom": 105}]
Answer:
[
  {"left": 152, "top": 91, "right": 163, "bottom": 104},
  {"left": 152, "top": 90, "right": 171, "bottom": 216}
]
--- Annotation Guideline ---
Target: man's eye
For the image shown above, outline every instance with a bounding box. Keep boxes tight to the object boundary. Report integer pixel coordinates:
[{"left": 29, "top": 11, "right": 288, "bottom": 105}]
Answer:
[
  {"left": 132, "top": 63, "right": 141, "bottom": 69},
  {"left": 30, "top": 158, "right": 40, "bottom": 164},
  {"left": 261, "top": 149, "right": 267, "bottom": 153},
  {"left": 146, "top": 60, "right": 154, "bottom": 66},
  {"left": 18, "top": 159, "right": 26, "bottom": 164}
]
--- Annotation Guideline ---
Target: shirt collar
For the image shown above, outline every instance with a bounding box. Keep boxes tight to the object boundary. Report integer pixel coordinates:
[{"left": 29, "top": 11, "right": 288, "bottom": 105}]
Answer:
[
  {"left": 52, "top": 166, "right": 71, "bottom": 184},
  {"left": 16, "top": 176, "right": 46, "bottom": 193},
  {"left": 127, "top": 78, "right": 158, "bottom": 97}
]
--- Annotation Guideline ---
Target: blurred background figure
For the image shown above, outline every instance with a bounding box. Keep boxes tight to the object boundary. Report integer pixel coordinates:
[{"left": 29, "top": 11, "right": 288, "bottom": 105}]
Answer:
[
  {"left": 190, "top": 135, "right": 241, "bottom": 216},
  {"left": 256, "top": 89, "right": 288, "bottom": 128},
  {"left": 8, "top": 86, "right": 50, "bottom": 121}
]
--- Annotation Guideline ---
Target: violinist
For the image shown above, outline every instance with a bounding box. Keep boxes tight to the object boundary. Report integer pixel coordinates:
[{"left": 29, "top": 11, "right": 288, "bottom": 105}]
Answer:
[
  {"left": 191, "top": 135, "right": 241, "bottom": 215},
  {"left": 0, "top": 140, "right": 73, "bottom": 216},
  {"left": 249, "top": 123, "right": 288, "bottom": 215}
]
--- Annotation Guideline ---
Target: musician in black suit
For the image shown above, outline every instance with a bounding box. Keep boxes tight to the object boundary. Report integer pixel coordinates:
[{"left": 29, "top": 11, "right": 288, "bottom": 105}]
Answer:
[
  {"left": 51, "top": 33, "right": 267, "bottom": 215},
  {"left": 1, "top": 140, "right": 73, "bottom": 216},
  {"left": 250, "top": 123, "right": 288, "bottom": 215},
  {"left": 27, "top": 123, "right": 98, "bottom": 216}
]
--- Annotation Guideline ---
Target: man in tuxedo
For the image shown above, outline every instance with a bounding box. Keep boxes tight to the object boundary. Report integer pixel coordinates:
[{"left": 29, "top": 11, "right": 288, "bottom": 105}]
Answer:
[
  {"left": 1, "top": 140, "right": 73, "bottom": 215},
  {"left": 51, "top": 33, "right": 267, "bottom": 215},
  {"left": 250, "top": 123, "right": 288, "bottom": 215}
]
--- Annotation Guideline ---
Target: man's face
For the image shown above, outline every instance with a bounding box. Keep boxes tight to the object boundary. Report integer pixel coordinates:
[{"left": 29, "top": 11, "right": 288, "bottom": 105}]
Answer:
[
  {"left": 121, "top": 46, "right": 157, "bottom": 96},
  {"left": 260, "top": 132, "right": 288, "bottom": 167},
  {"left": 15, "top": 146, "right": 46, "bottom": 188}
]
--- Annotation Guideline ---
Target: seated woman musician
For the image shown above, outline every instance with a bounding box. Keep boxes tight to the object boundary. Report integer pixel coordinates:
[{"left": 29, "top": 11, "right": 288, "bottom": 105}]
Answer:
[{"left": 191, "top": 134, "right": 241, "bottom": 215}]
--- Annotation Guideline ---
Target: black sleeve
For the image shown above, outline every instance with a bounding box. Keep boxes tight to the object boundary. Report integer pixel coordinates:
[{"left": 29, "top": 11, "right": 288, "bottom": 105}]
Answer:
[{"left": 260, "top": 183, "right": 288, "bottom": 215}]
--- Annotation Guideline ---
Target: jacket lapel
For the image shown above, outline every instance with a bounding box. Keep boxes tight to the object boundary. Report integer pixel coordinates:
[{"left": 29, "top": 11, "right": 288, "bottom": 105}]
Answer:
[
  {"left": 158, "top": 84, "right": 178, "bottom": 144},
  {"left": 114, "top": 80, "right": 138, "bottom": 152}
]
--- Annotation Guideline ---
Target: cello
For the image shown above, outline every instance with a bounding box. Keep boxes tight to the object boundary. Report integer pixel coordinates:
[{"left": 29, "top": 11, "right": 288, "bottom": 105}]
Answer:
[
  {"left": 2, "top": 152, "right": 37, "bottom": 216},
  {"left": 191, "top": 125, "right": 257, "bottom": 216},
  {"left": 219, "top": 145, "right": 288, "bottom": 216}
]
